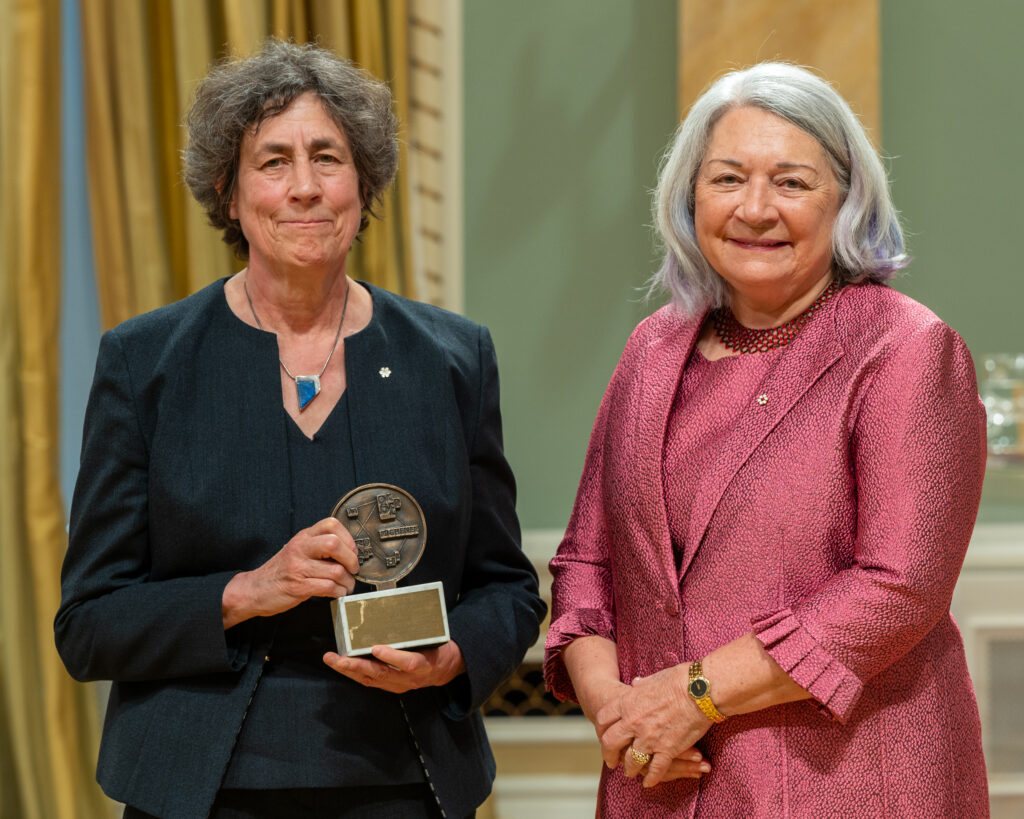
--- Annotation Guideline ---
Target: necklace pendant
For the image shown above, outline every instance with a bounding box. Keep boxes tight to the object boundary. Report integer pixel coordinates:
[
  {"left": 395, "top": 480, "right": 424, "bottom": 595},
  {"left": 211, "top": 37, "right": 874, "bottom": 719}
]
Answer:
[{"left": 294, "top": 375, "right": 322, "bottom": 410}]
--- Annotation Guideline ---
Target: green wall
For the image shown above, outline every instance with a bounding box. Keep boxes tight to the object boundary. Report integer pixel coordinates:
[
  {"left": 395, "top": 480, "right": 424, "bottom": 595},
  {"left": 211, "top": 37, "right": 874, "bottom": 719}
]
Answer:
[
  {"left": 882, "top": 0, "right": 1024, "bottom": 521},
  {"left": 464, "top": 0, "right": 1024, "bottom": 531},
  {"left": 882, "top": 0, "right": 1024, "bottom": 357},
  {"left": 463, "top": 0, "right": 678, "bottom": 530}
]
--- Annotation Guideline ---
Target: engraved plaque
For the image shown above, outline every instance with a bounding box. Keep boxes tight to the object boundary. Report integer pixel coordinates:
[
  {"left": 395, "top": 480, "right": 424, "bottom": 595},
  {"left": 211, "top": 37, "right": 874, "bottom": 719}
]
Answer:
[
  {"left": 339, "top": 582, "right": 449, "bottom": 654},
  {"left": 329, "top": 484, "right": 448, "bottom": 656}
]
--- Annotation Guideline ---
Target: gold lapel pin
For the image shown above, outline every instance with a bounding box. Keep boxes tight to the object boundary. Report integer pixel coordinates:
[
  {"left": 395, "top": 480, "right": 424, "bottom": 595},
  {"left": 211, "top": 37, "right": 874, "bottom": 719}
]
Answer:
[{"left": 379, "top": 367, "right": 392, "bottom": 379}]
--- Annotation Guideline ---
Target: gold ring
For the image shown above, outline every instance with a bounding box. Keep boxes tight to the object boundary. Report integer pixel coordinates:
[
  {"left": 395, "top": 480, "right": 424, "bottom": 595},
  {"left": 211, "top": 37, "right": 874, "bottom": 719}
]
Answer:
[{"left": 629, "top": 746, "right": 652, "bottom": 767}]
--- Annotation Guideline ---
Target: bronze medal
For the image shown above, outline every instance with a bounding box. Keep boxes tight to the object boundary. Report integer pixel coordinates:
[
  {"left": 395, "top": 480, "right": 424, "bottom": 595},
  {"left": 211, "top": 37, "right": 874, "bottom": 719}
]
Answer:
[
  {"left": 330, "top": 483, "right": 427, "bottom": 589},
  {"left": 328, "top": 483, "right": 447, "bottom": 656}
]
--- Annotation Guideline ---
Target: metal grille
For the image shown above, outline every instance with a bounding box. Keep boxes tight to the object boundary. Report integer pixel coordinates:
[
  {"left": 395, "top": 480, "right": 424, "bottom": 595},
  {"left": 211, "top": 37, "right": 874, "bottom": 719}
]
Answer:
[{"left": 483, "top": 662, "right": 583, "bottom": 718}]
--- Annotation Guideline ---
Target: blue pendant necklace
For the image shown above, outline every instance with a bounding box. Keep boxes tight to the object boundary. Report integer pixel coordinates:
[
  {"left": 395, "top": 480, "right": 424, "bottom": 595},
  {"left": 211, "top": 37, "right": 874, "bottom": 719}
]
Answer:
[{"left": 243, "top": 277, "right": 350, "bottom": 411}]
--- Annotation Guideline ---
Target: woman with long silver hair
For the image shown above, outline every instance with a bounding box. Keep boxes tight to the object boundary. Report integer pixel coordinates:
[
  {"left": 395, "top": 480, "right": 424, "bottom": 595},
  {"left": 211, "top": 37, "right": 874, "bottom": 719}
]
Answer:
[{"left": 545, "top": 62, "right": 988, "bottom": 817}]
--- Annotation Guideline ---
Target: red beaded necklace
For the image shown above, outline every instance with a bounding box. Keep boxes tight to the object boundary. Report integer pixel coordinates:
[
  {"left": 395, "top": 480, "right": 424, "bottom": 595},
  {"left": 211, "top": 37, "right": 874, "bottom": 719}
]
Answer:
[{"left": 711, "top": 281, "right": 839, "bottom": 354}]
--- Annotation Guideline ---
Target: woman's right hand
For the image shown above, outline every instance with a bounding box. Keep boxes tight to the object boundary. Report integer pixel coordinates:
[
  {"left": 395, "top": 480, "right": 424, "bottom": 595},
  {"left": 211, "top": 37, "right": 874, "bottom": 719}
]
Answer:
[
  {"left": 561, "top": 637, "right": 709, "bottom": 782},
  {"left": 221, "top": 517, "right": 359, "bottom": 628},
  {"left": 592, "top": 682, "right": 709, "bottom": 782}
]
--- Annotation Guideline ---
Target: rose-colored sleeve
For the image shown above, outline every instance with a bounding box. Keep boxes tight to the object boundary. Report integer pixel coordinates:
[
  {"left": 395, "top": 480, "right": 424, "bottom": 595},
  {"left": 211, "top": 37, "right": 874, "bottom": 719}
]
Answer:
[
  {"left": 543, "top": 354, "right": 627, "bottom": 703},
  {"left": 753, "top": 319, "right": 986, "bottom": 722}
]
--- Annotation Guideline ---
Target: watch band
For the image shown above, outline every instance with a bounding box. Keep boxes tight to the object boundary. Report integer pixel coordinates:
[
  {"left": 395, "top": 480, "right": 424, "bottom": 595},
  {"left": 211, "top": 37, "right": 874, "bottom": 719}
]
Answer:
[{"left": 687, "top": 660, "right": 727, "bottom": 723}]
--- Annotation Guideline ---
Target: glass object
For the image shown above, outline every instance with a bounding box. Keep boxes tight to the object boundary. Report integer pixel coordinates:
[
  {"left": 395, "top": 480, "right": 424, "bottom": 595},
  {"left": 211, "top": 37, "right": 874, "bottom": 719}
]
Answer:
[
  {"left": 980, "top": 354, "right": 1024, "bottom": 459},
  {"left": 979, "top": 355, "right": 1024, "bottom": 522}
]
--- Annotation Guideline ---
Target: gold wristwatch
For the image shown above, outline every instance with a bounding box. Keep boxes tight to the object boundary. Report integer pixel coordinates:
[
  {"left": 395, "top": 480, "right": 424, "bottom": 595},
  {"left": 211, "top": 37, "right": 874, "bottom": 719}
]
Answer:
[{"left": 687, "top": 660, "right": 727, "bottom": 723}]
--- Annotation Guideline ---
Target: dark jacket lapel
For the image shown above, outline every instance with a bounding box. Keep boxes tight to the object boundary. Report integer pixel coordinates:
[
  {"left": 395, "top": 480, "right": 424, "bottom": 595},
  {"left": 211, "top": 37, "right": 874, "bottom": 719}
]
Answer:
[
  {"left": 343, "top": 286, "right": 444, "bottom": 494},
  {"left": 179, "top": 287, "right": 294, "bottom": 563}
]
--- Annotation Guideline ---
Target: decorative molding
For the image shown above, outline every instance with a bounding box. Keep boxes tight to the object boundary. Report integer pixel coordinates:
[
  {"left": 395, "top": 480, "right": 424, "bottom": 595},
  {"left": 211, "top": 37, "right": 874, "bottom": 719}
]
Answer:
[
  {"left": 440, "top": 0, "right": 463, "bottom": 314},
  {"left": 521, "top": 528, "right": 563, "bottom": 565},
  {"left": 485, "top": 715, "right": 594, "bottom": 743},
  {"left": 989, "top": 774, "right": 1024, "bottom": 797},
  {"left": 407, "top": 0, "right": 463, "bottom": 311},
  {"left": 964, "top": 524, "right": 1024, "bottom": 569},
  {"left": 490, "top": 774, "right": 600, "bottom": 818}
]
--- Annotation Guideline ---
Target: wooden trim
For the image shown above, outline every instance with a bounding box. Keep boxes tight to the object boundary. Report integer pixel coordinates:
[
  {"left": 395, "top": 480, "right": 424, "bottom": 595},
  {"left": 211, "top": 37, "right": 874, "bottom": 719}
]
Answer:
[{"left": 678, "top": 0, "right": 880, "bottom": 140}]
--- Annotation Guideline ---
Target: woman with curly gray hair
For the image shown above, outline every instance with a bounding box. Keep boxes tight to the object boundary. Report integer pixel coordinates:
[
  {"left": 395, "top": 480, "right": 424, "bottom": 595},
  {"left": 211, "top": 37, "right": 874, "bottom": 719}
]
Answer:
[
  {"left": 56, "top": 39, "right": 544, "bottom": 819},
  {"left": 545, "top": 63, "right": 988, "bottom": 816}
]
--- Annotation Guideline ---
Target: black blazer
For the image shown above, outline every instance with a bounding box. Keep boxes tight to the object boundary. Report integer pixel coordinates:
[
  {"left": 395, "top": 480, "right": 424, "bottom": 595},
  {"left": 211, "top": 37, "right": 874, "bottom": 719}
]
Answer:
[{"left": 55, "top": 280, "right": 545, "bottom": 819}]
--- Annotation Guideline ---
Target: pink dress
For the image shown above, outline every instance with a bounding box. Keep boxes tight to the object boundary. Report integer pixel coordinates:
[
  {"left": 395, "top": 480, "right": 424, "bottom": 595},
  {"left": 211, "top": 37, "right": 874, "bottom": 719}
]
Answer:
[
  {"left": 663, "top": 350, "right": 781, "bottom": 565},
  {"left": 545, "top": 283, "right": 989, "bottom": 818}
]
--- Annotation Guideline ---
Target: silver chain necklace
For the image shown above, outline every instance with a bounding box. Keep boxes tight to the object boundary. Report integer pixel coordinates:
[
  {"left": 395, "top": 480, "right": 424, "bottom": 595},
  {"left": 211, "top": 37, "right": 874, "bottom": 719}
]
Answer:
[{"left": 243, "top": 277, "right": 350, "bottom": 411}]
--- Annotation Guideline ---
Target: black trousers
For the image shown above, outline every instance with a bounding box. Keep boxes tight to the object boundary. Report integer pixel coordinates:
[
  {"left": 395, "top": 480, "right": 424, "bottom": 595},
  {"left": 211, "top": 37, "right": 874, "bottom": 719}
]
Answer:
[{"left": 122, "top": 784, "right": 473, "bottom": 819}]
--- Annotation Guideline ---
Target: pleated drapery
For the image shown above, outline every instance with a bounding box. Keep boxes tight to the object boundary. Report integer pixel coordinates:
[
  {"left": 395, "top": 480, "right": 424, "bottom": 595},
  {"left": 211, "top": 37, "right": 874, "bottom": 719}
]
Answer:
[
  {"left": 0, "top": 0, "right": 112, "bottom": 816},
  {"left": 81, "top": 0, "right": 414, "bottom": 331}
]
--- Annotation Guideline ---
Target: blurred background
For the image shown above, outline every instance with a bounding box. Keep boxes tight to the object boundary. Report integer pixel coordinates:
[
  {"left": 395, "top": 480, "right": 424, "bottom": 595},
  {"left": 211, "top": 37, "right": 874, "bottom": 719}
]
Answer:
[{"left": 2, "top": 0, "right": 1021, "bottom": 816}]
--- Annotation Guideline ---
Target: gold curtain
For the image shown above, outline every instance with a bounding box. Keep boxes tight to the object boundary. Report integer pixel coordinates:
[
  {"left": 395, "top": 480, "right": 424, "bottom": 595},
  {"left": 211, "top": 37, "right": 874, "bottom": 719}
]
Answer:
[
  {"left": 81, "top": 0, "right": 413, "bottom": 331},
  {"left": 0, "top": 0, "right": 112, "bottom": 817},
  {"left": 0, "top": 3, "right": 411, "bottom": 815}
]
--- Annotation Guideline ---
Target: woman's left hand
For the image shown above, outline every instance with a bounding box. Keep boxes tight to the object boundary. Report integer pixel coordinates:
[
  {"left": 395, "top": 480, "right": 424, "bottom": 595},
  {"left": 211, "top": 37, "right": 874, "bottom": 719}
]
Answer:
[
  {"left": 323, "top": 641, "right": 466, "bottom": 693},
  {"left": 596, "top": 665, "right": 713, "bottom": 788}
]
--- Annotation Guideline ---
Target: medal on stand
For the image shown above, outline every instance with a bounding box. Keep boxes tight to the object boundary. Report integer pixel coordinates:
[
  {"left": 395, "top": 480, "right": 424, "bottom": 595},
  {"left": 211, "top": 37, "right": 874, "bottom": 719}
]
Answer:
[{"left": 330, "top": 484, "right": 449, "bottom": 657}]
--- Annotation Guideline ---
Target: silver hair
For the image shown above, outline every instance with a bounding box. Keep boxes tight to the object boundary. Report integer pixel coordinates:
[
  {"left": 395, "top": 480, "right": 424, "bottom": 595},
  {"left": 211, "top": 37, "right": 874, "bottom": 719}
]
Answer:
[
  {"left": 651, "top": 62, "right": 907, "bottom": 316},
  {"left": 183, "top": 38, "right": 398, "bottom": 259}
]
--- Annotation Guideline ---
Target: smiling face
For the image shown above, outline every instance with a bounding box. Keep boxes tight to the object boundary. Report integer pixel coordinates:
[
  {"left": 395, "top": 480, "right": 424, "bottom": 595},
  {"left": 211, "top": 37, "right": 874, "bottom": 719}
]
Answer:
[
  {"left": 693, "top": 106, "right": 842, "bottom": 318},
  {"left": 230, "top": 92, "right": 362, "bottom": 274}
]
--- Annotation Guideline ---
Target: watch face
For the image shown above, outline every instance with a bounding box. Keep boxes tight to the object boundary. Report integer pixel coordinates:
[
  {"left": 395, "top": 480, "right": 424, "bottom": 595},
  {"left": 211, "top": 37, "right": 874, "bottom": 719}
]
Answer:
[{"left": 689, "top": 678, "right": 709, "bottom": 699}]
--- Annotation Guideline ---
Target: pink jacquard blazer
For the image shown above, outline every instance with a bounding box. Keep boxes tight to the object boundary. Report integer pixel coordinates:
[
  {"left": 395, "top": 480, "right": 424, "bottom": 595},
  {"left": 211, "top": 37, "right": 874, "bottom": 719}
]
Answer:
[{"left": 545, "top": 282, "right": 989, "bottom": 818}]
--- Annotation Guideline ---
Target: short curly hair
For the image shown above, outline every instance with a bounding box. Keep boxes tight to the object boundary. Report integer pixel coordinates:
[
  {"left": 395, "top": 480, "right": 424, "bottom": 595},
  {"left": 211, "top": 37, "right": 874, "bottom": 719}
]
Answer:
[{"left": 183, "top": 38, "right": 398, "bottom": 259}]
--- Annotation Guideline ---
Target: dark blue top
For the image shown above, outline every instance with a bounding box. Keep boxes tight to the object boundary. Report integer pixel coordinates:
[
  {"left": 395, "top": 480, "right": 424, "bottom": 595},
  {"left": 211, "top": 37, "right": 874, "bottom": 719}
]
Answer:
[{"left": 223, "top": 390, "right": 424, "bottom": 788}]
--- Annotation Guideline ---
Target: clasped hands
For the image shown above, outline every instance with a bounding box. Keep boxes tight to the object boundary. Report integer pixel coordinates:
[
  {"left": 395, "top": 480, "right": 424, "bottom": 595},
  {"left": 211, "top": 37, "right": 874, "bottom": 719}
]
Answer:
[
  {"left": 222, "top": 517, "right": 465, "bottom": 692},
  {"left": 593, "top": 665, "right": 714, "bottom": 788}
]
